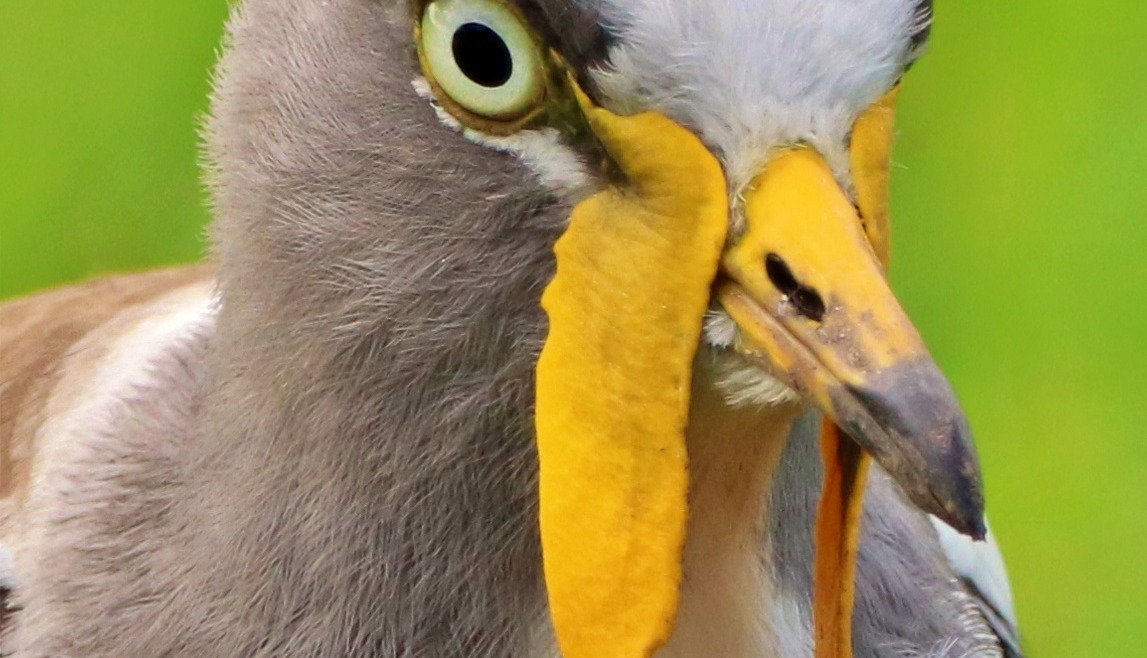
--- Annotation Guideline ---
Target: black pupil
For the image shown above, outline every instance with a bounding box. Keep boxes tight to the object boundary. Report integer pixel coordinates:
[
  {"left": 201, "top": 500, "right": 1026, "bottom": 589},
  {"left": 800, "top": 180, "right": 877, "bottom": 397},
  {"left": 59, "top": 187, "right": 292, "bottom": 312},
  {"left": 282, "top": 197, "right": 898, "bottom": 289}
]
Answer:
[{"left": 452, "top": 23, "right": 514, "bottom": 88}]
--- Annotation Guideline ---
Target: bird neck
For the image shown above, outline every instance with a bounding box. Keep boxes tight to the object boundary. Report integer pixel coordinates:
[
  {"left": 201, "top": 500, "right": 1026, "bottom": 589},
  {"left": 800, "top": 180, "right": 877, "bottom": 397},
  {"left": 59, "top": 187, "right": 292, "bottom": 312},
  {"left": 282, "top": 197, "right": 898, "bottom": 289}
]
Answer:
[
  {"left": 660, "top": 359, "right": 801, "bottom": 658},
  {"left": 183, "top": 291, "right": 800, "bottom": 656},
  {"left": 168, "top": 288, "right": 551, "bottom": 656}
]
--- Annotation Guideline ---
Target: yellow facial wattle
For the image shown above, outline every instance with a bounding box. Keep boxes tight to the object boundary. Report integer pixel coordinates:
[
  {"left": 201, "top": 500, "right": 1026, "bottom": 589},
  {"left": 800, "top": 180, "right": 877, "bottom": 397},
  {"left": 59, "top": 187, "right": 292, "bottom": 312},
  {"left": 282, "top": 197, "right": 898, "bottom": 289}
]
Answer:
[{"left": 534, "top": 93, "right": 728, "bottom": 658}]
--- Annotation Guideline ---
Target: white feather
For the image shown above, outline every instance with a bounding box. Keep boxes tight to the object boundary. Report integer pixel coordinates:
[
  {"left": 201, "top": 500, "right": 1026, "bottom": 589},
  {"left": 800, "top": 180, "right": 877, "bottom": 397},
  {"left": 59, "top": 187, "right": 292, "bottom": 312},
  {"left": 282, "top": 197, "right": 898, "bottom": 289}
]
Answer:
[
  {"left": 0, "top": 544, "right": 15, "bottom": 591},
  {"left": 930, "top": 516, "right": 1020, "bottom": 631},
  {"left": 703, "top": 310, "right": 801, "bottom": 408},
  {"left": 588, "top": 0, "right": 919, "bottom": 189},
  {"left": 412, "top": 77, "right": 594, "bottom": 200}
]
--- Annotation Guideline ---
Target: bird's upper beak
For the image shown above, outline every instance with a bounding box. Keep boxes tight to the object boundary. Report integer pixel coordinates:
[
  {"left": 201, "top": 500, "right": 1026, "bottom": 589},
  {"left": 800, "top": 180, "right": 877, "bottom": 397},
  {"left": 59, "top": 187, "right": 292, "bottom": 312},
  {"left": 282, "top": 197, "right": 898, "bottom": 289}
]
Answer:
[
  {"left": 716, "top": 147, "right": 985, "bottom": 538},
  {"left": 535, "top": 85, "right": 985, "bottom": 658}
]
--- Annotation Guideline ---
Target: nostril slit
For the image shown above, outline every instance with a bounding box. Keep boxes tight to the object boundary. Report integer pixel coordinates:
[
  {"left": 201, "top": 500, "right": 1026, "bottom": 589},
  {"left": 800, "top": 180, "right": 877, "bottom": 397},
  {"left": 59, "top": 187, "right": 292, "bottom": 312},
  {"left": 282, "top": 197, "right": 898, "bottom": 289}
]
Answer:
[
  {"left": 765, "top": 253, "right": 827, "bottom": 323},
  {"left": 791, "top": 287, "right": 827, "bottom": 322},
  {"left": 765, "top": 254, "right": 799, "bottom": 295}
]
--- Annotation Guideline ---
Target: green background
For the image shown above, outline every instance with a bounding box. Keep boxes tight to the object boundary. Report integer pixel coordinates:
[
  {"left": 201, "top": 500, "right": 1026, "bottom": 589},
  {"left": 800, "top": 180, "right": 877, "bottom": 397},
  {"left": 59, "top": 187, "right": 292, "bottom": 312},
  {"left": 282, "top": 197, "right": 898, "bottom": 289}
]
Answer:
[{"left": 2, "top": 2, "right": 1144, "bottom": 655}]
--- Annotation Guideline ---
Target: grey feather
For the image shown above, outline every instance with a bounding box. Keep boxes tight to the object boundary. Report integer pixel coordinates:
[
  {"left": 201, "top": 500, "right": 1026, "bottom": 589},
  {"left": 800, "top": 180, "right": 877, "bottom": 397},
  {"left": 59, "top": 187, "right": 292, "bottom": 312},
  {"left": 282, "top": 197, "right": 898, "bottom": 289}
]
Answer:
[{"left": 12, "top": 1, "right": 560, "bottom": 655}]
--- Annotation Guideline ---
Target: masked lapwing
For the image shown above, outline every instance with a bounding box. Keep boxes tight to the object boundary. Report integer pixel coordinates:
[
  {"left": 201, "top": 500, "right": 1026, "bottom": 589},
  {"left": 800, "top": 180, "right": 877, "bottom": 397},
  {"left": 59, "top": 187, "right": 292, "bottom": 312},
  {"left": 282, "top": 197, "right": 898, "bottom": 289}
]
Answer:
[{"left": 0, "top": 1, "right": 1021, "bottom": 656}]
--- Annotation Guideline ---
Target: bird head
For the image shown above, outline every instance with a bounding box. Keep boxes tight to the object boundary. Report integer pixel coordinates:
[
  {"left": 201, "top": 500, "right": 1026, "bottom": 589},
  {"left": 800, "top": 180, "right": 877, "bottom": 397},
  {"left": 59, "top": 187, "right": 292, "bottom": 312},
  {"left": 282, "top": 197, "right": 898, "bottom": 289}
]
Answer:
[{"left": 207, "top": 0, "right": 983, "bottom": 656}]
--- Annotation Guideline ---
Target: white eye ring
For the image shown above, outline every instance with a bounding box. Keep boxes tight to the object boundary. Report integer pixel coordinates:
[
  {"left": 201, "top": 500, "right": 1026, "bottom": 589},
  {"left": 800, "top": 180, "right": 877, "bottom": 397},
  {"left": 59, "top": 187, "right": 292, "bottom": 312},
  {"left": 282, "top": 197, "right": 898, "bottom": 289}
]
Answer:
[{"left": 421, "top": 0, "right": 545, "bottom": 121}]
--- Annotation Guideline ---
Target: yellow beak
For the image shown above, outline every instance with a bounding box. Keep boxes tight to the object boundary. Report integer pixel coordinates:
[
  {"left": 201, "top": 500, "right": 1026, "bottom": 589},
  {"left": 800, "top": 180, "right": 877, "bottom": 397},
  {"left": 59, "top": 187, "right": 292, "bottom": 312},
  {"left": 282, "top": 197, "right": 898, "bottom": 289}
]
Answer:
[
  {"left": 716, "top": 147, "right": 986, "bottom": 658},
  {"left": 535, "top": 85, "right": 985, "bottom": 658},
  {"left": 718, "top": 148, "right": 985, "bottom": 537}
]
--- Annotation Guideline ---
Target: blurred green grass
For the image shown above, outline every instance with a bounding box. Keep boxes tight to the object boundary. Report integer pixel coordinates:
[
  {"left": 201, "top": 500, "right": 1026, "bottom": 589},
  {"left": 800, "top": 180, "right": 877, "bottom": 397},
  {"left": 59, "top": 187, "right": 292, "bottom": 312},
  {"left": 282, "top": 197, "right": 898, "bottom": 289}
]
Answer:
[{"left": 1, "top": 2, "right": 1144, "bottom": 655}]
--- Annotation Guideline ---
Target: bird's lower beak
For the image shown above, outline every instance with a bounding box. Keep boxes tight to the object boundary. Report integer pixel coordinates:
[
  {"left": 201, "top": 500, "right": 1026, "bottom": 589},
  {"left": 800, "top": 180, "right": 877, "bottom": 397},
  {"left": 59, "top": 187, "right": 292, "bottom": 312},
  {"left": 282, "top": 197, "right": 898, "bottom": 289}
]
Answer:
[{"left": 535, "top": 87, "right": 985, "bottom": 658}]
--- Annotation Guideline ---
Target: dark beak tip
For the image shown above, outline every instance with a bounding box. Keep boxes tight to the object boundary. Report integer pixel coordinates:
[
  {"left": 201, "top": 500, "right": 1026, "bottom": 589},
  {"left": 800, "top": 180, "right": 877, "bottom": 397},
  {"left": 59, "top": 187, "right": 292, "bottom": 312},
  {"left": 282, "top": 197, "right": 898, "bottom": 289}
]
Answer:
[
  {"left": 940, "top": 506, "right": 988, "bottom": 541},
  {"left": 935, "top": 481, "right": 987, "bottom": 541},
  {"left": 967, "top": 517, "right": 989, "bottom": 542},
  {"left": 844, "top": 360, "right": 989, "bottom": 541},
  {"left": 936, "top": 418, "right": 988, "bottom": 540}
]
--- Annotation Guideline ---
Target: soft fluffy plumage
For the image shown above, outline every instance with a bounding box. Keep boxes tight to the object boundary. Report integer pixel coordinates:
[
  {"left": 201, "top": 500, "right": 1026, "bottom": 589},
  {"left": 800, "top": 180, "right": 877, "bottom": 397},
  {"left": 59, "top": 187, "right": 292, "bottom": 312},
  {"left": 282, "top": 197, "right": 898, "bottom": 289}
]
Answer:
[
  {"left": 0, "top": 1, "right": 1019, "bottom": 656},
  {"left": 587, "top": 0, "right": 923, "bottom": 187}
]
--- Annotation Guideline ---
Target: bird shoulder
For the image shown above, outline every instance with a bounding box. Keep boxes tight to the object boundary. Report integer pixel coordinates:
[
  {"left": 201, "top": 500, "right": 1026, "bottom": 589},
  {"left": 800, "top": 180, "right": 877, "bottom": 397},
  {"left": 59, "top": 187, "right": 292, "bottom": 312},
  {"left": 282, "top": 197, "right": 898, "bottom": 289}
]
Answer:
[{"left": 0, "top": 265, "right": 213, "bottom": 523}]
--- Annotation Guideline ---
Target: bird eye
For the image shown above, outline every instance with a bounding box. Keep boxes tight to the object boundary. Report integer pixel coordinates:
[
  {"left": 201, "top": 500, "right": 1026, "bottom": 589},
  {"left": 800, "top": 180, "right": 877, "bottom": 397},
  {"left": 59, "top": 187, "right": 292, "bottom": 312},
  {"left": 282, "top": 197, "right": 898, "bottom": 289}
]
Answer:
[{"left": 420, "top": 0, "right": 545, "bottom": 121}]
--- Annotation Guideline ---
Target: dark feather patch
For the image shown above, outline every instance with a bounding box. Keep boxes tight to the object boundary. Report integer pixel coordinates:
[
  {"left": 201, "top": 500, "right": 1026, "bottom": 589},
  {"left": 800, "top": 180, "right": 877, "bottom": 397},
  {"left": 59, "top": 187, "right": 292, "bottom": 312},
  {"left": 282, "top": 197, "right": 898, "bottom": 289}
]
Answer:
[
  {"left": 511, "top": 0, "right": 612, "bottom": 72},
  {"left": 1, "top": 585, "right": 14, "bottom": 655}
]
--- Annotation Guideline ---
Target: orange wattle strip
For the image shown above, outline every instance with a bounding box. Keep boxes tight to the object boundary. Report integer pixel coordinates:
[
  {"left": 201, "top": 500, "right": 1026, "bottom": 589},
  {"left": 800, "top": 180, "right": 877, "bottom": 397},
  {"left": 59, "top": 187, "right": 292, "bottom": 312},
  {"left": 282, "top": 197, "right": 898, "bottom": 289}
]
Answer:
[{"left": 814, "top": 421, "right": 872, "bottom": 658}]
